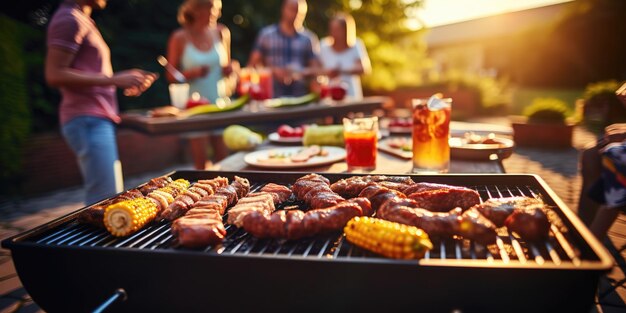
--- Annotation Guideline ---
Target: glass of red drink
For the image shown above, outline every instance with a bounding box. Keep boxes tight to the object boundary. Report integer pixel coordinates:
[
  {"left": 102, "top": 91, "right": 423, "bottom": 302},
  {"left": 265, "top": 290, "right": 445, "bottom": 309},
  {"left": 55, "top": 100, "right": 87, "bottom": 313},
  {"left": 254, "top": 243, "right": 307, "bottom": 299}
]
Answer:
[
  {"left": 257, "top": 68, "right": 273, "bottom": 100},
  {"left": 343, "top": 116, "right": 378, "bottom": 171}
]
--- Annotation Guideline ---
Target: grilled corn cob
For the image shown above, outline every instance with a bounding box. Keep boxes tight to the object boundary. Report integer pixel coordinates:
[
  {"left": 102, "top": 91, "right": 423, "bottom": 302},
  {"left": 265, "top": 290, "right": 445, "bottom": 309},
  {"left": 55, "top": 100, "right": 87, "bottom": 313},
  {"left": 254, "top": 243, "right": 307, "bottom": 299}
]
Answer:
[
  {"left": 104, "top": 198, "right": 158, "bottom": 237},
  {"left": 344, "top": 216, "right": 433, "bottom": 259},
  {"left": 104, "top": 179, "right": 190, "bottom": 237}
]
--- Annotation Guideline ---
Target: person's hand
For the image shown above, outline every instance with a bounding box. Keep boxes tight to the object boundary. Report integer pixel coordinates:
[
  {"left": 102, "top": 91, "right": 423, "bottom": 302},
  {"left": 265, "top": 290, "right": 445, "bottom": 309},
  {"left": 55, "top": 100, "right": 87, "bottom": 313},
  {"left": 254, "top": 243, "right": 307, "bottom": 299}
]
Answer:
[
  {"left": 122, "top": 71, "right": 159, "bottom": 97},
  {"left": 112, "top": 69, "right": 148, "bottom": 89}
]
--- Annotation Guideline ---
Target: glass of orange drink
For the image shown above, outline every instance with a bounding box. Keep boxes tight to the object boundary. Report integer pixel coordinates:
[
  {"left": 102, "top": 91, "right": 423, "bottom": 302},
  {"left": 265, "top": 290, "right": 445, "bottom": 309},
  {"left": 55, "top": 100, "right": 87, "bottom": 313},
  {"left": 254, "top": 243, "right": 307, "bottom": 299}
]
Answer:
[{"left": 411, "top": 98, "right": 452, "bottom": 173}]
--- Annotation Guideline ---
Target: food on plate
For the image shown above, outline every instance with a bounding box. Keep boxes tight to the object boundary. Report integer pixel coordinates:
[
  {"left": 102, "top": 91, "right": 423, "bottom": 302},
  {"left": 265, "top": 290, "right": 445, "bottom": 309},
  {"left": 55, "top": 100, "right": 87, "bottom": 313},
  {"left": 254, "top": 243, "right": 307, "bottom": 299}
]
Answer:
[
  {"left": 172, "top": 177, "right": 251, "bottom": 248},
  {"left": 402, "top": 182, "right": 481, "bottom": 212},
  {"left": 223, "top": 125, "right": 263, "bottom": 151},
  {"left": 277, "top": 124, "right": 306, "bottom": 138},
  {"left": 148, "top": 106, "right": 181, "bottom": 118},
  {"left": 463, "top": 132, "right": 501, "bottom": 145},
  {"left": 344, "top": 216, "right": 432, "bottom": 259},
  {"left": 302, "top": 124, "right": 344, "bottom": 146},
  {"left": 103, "top": 179, "right": 190, "bottom": 237},
  {"left": 388, "top": 117, "right": 412, "bottom": 128},
  {"left": 158, "top": 177, "right": 229, "bottom": 221},
  {"left": 258, "top": 145, "right": 328, "bottom": 164},
  {"left": 386, "top": 137, "right": 412, "bottom": 151}
]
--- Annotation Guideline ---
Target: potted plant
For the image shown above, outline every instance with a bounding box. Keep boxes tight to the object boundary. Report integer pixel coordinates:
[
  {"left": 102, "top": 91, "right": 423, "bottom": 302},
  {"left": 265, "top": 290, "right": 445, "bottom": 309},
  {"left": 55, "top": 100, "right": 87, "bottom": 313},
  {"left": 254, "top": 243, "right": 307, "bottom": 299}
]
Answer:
[
  {"left": 510, "top": 98, "right": 575, "bottom": 148},
  {"left": 581, "top": 80, "right": 626, "bottom": 133}
]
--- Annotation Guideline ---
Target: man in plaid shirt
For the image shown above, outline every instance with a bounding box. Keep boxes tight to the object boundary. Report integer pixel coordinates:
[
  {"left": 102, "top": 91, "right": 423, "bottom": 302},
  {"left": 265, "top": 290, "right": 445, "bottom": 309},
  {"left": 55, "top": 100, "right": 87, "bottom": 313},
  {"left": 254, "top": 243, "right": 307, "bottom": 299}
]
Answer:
[{"left": 248, "top": 0, "right": 320, "bottom": 97}]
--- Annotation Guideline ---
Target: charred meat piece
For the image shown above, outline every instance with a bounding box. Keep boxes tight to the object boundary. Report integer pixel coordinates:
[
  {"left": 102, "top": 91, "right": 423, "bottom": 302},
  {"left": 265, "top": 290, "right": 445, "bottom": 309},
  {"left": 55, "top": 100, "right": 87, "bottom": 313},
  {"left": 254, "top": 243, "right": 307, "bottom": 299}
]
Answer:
[
  {"left": 227, "top": 192, "right": 276, "bottom": 227},
  {"left": 260, "top": 183, "right": 292, "bottom": 203},
  {"left": 138, "top": 176, "right": 172, "bottom": 195},
  {"left": 330, "top": 175, "right": 414, "bottom": 198},
  {"left": 77, "top": 189, "right": 143, "bottom": 228},
  {"left": 473, "top": 197, "right": 545, "bottom": 227},
  {"left": 241, "top": 198, "right": 370, "bottom": 240},
  {"left": 505, "top": 207, "right": 551, "bottom": 242},
  {"left": 292, "top": 173, "right": 344, "bottom": 209},
  {"left": 172, "top": 214, "right": 226, "bottom": 248},
  {"left": 227, "top": 182, "right": 290, "bottom": 227},
  {"left": 158, "top": 177, "right": 229, "bottom": 221},
  {"left": 404, "top": 183, "right": 480, "bottom": 212},
  {"left": 172, "top": 177, "right": 251, "bottom": 248},
  {"left": 361, "top": 184, "right": 497, "bottom": 245}
]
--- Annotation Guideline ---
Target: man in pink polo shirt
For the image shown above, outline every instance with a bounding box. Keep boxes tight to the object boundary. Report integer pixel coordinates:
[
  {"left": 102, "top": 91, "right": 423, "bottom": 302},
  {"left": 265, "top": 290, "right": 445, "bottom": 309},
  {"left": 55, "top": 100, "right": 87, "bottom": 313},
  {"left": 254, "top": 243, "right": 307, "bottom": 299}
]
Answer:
[{"left": 45, "top": 0, "right": 158, "bottom": 204}]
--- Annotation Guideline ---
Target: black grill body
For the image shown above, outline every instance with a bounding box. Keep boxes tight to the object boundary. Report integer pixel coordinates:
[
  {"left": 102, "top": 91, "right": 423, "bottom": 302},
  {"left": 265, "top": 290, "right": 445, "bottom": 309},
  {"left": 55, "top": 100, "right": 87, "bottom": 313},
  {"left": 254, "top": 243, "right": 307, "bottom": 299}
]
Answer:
[{"left": 3, "top": 171, "right": 613, "bottom": 313}]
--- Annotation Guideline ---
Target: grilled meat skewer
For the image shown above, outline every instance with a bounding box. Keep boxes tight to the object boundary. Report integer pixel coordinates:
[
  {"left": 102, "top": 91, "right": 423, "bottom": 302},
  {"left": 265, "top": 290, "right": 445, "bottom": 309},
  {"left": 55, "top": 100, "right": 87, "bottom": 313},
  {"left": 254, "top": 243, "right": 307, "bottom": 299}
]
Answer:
[
  {"left": 172, "top": 176, "right": 250, "bottom": 248},
  {"left": 241, "top": 198, "right": 371, "bottom": 240}
]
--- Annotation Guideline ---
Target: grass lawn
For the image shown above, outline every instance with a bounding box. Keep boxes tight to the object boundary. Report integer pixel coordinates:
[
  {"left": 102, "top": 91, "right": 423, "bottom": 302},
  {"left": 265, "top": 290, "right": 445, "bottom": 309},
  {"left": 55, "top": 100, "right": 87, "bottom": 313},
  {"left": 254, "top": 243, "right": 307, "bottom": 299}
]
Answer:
[{"left": 510, "top": 87, "right": 583, "bottom": 116}]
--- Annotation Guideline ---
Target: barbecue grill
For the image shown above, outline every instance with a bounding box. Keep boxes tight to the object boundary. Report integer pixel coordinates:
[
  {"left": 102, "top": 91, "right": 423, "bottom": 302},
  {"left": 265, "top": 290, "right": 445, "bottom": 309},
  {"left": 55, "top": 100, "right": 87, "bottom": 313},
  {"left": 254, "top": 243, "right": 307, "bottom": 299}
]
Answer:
[{"left": 2, "top": 171, "right": 612, "bottom": 313}]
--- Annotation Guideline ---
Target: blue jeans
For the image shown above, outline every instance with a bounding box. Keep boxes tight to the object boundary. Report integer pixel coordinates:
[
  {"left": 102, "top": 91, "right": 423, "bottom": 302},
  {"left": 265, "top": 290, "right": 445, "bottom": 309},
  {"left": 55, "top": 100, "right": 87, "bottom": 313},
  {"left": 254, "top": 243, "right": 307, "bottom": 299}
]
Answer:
[{"left": 62, "top": 116, "right": 123, "bottom": 205}]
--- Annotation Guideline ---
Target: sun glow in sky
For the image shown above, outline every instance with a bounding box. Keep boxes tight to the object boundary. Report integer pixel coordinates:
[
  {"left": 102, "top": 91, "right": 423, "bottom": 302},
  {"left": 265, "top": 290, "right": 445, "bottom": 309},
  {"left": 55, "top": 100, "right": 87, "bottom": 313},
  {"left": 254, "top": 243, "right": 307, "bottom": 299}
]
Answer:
[{"left": 409, "top": 0, "right": 573, "bottom": 29}]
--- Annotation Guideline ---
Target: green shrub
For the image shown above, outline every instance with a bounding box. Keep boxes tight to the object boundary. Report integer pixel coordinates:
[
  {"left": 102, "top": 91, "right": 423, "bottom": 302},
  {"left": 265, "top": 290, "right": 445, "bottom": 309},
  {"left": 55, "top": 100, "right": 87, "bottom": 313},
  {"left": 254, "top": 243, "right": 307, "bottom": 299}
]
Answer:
[
  {"left": 0, "top": 14, "right": 31, "bottom": 196},
  {"left": 523, "top": 98, "right": 570, "bottom": 124},
  {"left": 581, "top": 80, "right": 626, "bottom": 132}
]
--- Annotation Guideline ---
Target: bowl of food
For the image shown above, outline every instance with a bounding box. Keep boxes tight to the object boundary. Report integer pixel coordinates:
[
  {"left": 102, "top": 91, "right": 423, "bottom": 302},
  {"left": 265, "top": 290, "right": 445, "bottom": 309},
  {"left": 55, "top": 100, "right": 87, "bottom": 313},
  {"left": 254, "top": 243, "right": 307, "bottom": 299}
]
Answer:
[{"left": 449, "top": 132, "right": 515, "bottom": 160}]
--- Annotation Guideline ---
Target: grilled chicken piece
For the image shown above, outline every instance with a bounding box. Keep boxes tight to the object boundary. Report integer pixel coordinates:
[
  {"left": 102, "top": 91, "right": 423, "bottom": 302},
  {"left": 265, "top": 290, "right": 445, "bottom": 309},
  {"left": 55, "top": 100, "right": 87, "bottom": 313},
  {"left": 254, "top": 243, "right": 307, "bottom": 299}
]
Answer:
[
  {"left": 241, "top": 198, "right": 371, "bottom": 240},
  {"left": 403, "top": 183, "right": 480, "bottom": 212}
]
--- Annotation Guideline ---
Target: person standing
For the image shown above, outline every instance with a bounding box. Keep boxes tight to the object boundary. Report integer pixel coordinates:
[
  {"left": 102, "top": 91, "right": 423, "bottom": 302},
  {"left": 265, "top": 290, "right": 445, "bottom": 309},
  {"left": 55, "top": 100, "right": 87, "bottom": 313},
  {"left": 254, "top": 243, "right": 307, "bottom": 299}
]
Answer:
[
  {"left": 166, "top": 0, "right": 236, "bottom": 164},
  {"left": 166, "top": 0, "right": 237, "bottom": 103},
  {"left": 248, "top": 0, "right": 320, "bottom": 97},
  {"left": 319, "top": 13, "right": 371, "bottom": 99},
  {"left": 45, "top": 0, "right": 157, "bottom": 204}
]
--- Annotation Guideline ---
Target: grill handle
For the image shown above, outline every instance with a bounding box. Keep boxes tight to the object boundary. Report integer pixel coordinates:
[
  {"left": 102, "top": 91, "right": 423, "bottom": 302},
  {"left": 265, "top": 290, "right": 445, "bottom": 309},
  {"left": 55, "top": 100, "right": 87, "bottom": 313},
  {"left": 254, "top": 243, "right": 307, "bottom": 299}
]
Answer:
[{"left": 91, "top": 288, "right": 127, "bottom": 313}]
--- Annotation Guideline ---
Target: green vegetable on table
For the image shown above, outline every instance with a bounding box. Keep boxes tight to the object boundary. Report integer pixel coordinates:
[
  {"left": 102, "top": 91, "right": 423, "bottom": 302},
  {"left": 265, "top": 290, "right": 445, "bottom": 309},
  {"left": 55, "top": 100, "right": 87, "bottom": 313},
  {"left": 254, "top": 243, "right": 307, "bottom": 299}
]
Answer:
[
  {"left": 263, "top": 93, "right": 319, "bottom": 108},
  {"left": 302, "top": 125, "right": 344, "bottom": 147},
  {"left": 181, "top": 94, "right": 250, "bottom": 117}
]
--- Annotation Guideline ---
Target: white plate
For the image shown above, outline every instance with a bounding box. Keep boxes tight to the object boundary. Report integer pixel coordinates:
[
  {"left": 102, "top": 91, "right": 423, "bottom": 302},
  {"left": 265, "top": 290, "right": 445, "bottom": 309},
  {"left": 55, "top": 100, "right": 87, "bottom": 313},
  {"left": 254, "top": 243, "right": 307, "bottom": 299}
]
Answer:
[
  {"left": 244, "top": 146, "right": 346, "bottom": 169},
  {"left": 268, "top": 132, "right": 303, "bottom": 143},
  {"left": 378, "top": 137, "right": 412, "bottom": 159},
  {"left": 387, "top": 126, "right": 412, "bottom": 134}
]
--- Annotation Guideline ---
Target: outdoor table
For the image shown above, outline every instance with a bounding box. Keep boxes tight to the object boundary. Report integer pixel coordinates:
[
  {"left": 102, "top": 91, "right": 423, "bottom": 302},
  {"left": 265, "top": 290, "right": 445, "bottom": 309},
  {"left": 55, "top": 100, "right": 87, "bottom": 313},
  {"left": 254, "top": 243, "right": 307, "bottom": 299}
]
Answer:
[
  {"left": 121, "top": 96, "right": 390, "bottom": 135},
  {"left": 210, "top": 143, "right": 505, "bottom": 174},
  {"left": 120, "top": 96, "right": 390, "bottom": 169}
]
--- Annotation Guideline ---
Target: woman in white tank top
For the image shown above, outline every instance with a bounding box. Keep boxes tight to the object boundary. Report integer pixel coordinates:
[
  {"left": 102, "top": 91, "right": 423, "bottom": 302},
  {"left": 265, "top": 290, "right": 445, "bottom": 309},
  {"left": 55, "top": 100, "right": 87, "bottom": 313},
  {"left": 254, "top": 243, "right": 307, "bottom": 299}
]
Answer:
[
  {"left": 319, "top": 13, "right": 371, "bottom": 99},
  {"left": 166, "top": 0, "right": 237, "bottom": 103}
]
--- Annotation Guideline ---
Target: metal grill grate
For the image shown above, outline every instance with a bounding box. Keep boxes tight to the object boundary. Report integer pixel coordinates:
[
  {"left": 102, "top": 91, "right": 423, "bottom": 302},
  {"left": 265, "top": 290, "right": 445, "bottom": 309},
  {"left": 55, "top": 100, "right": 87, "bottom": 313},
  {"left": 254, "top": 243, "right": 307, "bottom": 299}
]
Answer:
[{"left": 27, "top": 182, "right": 583, "bottom": 266}]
